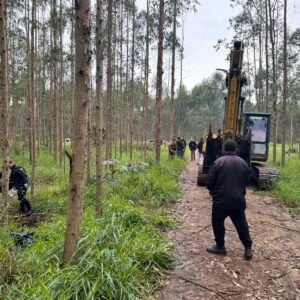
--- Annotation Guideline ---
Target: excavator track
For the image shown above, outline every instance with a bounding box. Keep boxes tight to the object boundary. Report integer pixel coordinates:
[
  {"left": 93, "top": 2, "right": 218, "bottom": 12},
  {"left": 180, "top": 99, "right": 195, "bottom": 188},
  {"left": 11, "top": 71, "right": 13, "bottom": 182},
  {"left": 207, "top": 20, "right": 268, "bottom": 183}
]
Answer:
[
  {"left": 197, "top": 165, "right": 207, "bottom": 186},
  {"left": 197, "top": 163, "right": 281, "bottom": 188},
  {"left": 254, "top": 165, "right": 282, "bottom": 188}
]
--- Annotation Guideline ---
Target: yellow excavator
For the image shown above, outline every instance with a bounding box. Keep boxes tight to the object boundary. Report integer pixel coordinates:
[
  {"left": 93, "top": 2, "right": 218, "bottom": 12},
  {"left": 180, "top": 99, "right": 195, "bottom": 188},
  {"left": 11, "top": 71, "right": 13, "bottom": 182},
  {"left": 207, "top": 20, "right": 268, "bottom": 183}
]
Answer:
[{"left": 197, "top": 41, "right": 281, "bottom": 187}]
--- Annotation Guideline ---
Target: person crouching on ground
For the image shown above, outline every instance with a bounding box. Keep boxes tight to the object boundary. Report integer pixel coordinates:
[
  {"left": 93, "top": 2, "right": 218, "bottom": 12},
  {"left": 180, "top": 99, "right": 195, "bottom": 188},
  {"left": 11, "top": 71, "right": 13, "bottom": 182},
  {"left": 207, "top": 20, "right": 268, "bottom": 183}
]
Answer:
[
  {"left": 0, "top": 160, "right": 32, "bottom": 216},
  {"left": 206, "top": 139, "right": 253, "bottom": 260}
]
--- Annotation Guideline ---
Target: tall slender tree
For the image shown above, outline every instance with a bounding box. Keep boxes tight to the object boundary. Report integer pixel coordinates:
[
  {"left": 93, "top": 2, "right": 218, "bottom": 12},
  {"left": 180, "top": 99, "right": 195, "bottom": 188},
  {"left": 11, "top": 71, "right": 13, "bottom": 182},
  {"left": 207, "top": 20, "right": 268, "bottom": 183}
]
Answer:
[
  {"left": 155, "top": 0, "right": 165, "bottom": 164},
  {"left": 0, "top": 0, "right": 9, "bottom": 208},
  {"left": 58, "top": 0, "right": 64, "bottom": 166},
  {"left": 143, "top": 0, "right": 150, "bottom": 156},
  {"left": 281, "top": 0, "right": 287, "bottom": 165},
  {"left": 106, "top": 0, "right": 113, "bottom": 160},
  {"left": 62, "top": 0, "right": 91, "bottom": 264},
  {"left": 130, "top": 0, "right": 136, "bottom": 160},
  {"left": 95, "top": 0, "right": 104, "bottom": 214},
  {"left": 268, "top": 0, "right": 278, "bottom": 163},
  {"left": 52, "top": 0, "right": 59, "bottom": 160},
  {"left": 29, "top": 0, "right": 36, "bottom": 195},
  {"left": 169, "top": 0, "right": 177, "bottom": 139}
]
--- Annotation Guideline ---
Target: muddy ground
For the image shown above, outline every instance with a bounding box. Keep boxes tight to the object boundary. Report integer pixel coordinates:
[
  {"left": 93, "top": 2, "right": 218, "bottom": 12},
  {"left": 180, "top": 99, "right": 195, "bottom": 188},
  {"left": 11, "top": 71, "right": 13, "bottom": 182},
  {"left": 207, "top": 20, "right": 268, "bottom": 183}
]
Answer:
[{"left": 155, "top": 160, "right": 300, "bottom": 300}]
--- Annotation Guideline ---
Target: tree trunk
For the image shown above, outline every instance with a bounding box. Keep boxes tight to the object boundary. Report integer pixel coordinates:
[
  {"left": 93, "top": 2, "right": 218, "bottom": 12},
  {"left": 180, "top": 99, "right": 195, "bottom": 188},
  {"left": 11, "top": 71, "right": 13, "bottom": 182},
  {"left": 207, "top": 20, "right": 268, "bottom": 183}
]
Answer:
[
  {"left": 125, "top": 10, "right": 129, "bottom": 155},
  {"left": 95, "top": 0, "right": 104, "bottom": 215},
  {"left": 281, "top": 0, "right": 287, "bottom": 165},
  {"left": 130, "top": 0, "right": 135, "bottom": 161},
  {"left": 155, "top": 0, "right": 165, "bottom": 164},
  {"left": 0, "top": 0, "right": 9, "bottom": 207},
  {"left": 26, "top": 0, "right": 31, "bottom": 159},
  {"left": 30, "top": 0, "right": 36, "bottom": 196},
  {"left": 51, "top": 0, "right": 59, "bottom": 161},
  {"left": 258, "top": 13, "right": 263, "bottom": 112},
  {"left": 119, "top": 1, "right": 124, "bottom": 159},
  {"left": 58, "top": 0, "right": 64, "bottom": 166},
  {"left": 169, "top": 0, "right": 176, "bottom": 139},
  {"left": 105, "top": 0, "right": 113, "bottom": 160},
  {"left": 70, "top": 0, "right": 75, "bottom": 134},
  {"left": 268, "top": 0, "right": 277, "bottom": 164},
  {"left": 265, "top": 0, "right": 269, "bottom": 112},
  {"left": 252, "top": 36, "right": 258, "bottom": 110},
  {"left": 62, "top": 0, "right": 91, "bottom": 264},
  {"left": 86, "top": 86, "right": 91, "bottom": 181},
  {"left": 52, "top": 0, "right": 58, "bottom": 161},
  {"left": 178, "top": 12, "right": 184, "bottom": 136},
  {"left": 143, "top": 0, "right": 150, "bottom": 157}
]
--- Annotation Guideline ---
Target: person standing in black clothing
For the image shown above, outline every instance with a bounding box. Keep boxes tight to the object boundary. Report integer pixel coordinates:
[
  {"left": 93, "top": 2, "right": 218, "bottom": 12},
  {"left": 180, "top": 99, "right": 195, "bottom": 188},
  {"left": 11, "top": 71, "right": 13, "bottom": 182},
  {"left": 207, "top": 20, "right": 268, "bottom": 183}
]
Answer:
[
  {"left": 181, "top": 137, "right": 187, "bottom": 155},
  {"left": 0, "top": 160, "right": 32, "bottom": 216},
  {"left": 196, "top": 138, "right": 204, "bottom": 165},
  {"left": 188, "top": 138, "right": 197, "bottom": 161},
  {"left": 176, "top": 137, "right": 184, "bottom": 157},
  {"left": 206, "top": 139, "right": 253, "bottom": 260}
]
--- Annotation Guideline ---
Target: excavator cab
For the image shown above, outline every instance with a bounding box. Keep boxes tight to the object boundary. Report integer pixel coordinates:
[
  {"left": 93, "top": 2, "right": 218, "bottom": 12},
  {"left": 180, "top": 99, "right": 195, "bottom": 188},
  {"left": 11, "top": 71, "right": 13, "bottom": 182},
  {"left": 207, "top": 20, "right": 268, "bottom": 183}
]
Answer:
[{"left": 243, "top": 112, "right": 271, "bottom": 162}]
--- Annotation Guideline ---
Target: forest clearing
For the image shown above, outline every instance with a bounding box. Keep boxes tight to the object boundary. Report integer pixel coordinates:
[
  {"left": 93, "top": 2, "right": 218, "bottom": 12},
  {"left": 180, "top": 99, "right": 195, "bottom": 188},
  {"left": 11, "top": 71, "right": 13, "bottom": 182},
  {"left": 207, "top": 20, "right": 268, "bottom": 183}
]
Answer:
[
  {"left": 1, "top": 0, "right": 300, "bottom": 299},
  {"left": 0, "top": 148, "right": 299, "bottom": 299}
]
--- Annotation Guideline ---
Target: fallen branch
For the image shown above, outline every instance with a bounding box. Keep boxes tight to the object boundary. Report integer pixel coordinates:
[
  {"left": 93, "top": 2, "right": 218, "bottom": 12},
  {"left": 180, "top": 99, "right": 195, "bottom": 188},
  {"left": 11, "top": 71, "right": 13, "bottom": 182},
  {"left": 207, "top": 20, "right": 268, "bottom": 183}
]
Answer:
[
  {"left": 253, "top": 210, "right": 290, "bottom": 222},
  {"left": 197, "top": 224, "right": 211, "bottom": 234},
  {"left": 174, "top": 274, "right": 228, "bottom": 299},
  {"left": 270, "top": 271, "right": 291, "bottom": 280},
  {"left": 261, "top": 221, "right": 300, "bottom": 234}
]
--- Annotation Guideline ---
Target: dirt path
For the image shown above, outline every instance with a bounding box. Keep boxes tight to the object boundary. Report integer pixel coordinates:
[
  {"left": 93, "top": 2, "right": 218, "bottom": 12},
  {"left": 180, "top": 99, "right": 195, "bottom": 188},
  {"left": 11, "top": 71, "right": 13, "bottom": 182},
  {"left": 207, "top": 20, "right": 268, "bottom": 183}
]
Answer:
[{"left": 155, "top": 160, "right": 300, "bottom": 300}]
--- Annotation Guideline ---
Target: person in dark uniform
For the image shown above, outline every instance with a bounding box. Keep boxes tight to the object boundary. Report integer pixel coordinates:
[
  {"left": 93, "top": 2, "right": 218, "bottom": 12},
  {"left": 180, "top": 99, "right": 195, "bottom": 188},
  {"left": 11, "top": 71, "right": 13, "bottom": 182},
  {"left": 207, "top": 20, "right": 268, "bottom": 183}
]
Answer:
[
  {"left": 176, "top": 137, "right": 184, "bottom": 157},
  {"left": 0, "top": 160, "right": 32, "bottom": 216},
  {"left": 206, "top": 139, "right": 253, "bottom": 260},
  {"left": 181, "top": 137, "right": 187, "bottom": 155},
  {"left": 188, "top": 138, "right": 197, "bottom": 161},
  {"left": 197, "top": 138, "right": 204, "bottom": 165}
]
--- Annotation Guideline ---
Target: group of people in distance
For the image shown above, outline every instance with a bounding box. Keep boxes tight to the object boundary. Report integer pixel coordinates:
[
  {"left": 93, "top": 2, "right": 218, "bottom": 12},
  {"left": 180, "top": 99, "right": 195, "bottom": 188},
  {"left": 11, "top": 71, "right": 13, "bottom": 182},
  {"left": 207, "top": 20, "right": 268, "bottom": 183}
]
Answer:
[{"left": 168, "top": 136, "right": 204, "bottom": 164}]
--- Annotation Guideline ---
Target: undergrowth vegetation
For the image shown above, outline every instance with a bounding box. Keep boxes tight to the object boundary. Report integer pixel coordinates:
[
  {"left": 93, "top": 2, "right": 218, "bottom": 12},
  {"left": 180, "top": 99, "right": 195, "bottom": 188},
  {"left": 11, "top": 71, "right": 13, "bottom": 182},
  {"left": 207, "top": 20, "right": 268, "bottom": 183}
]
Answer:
[
  {"left": 0, "top": 148, "right": 186, "bottom": 299},
  {"left": 268, "top": 144, "right": 300, "bottom": 210}
]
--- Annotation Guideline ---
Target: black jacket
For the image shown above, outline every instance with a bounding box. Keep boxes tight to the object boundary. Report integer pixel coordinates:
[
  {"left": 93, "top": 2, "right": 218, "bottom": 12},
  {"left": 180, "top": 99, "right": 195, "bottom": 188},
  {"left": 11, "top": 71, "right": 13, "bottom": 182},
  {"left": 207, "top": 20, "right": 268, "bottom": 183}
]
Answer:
[
  {"left": 9, "top": 165, "right": 28, "bottom": 188},
  {"left": 206, "top": 153, "right": 250, "bottom": 209},
  {"left": 176, "top": 140, "right": 183, "bottom": 150},
  {"left": 197, "top": 141, "right": 204, "bottom": 153},
  {"left": 189, "top": 141, "right": 197, "bottom": 151}
]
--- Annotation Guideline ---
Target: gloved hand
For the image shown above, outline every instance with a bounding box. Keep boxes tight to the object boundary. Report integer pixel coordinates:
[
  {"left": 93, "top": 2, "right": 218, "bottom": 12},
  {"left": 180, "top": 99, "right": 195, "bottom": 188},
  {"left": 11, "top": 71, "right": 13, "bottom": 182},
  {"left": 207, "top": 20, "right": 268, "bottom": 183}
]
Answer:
[{"left": 23, "top": 183, "right": 29, "bottom": 190}]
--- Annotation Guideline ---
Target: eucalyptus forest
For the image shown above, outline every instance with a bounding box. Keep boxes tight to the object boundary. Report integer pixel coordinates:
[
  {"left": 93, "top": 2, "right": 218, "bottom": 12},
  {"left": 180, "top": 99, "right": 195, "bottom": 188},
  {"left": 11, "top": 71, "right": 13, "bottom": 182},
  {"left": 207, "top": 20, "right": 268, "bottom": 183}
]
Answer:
[{"left": 0, "top": 0, "right": 299, "bottom": 299}]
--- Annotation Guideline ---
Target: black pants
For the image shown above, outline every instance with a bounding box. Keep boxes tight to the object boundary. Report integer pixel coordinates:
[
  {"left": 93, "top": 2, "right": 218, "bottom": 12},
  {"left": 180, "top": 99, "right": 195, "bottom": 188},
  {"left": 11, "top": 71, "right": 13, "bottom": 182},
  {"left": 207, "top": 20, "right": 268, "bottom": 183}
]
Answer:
[
  {"left": 16, "top": 186, "right": 32, "bottom": 214},
  {"left": 0, "top": 184, "right": 32, "bottom": 213},
  {"left": 212, "top": 206, "right": 252, "bottom": 248}
]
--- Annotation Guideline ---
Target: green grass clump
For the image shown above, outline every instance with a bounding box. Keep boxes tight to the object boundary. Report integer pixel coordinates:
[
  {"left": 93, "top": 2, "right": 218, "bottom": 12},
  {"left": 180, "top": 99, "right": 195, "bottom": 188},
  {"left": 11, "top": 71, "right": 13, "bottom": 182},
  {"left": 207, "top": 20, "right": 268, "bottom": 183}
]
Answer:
[
  {"left": 118, "top": 158, "right": 185, "bottom": 207},
  {"left": 270, "top": 155, "right": 300, "bottom": 209},
  {"left": 267, "top": 144, "right": 300, "bottom": 210},
  {"left": 0, "top": 149, "right": 186, "bottom": 299}
]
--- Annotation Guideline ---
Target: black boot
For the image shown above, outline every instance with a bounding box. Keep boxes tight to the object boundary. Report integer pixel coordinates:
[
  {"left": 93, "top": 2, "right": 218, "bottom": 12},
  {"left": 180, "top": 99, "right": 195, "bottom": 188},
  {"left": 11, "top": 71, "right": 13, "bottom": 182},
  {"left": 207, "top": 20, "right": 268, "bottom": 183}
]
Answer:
[
  {"left": 244, "top": 247, "right": 253, "bottom": 260},
  {"left": 20, "top": 201, "right": 26, "bottom": 215},
  {"left": 23, "top": 200, "right": 33, "bottom": 216},
  {"left": 206, "top": 245, "right": 227, "bottom": 255}
]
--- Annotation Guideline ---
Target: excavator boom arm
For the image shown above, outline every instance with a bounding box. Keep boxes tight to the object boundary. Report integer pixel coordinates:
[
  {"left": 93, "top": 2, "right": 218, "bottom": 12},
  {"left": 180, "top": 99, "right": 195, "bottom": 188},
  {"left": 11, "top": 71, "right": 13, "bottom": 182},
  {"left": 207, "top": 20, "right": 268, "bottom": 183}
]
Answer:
[{"left": 223, "top": 41, "right": 245, "bottom": 141}]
